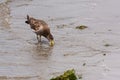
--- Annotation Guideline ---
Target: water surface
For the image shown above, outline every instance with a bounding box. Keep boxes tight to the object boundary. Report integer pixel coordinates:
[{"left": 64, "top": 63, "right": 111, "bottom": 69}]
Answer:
[{"left": 0, "top": 0, "right": 120, "bottom": 80}]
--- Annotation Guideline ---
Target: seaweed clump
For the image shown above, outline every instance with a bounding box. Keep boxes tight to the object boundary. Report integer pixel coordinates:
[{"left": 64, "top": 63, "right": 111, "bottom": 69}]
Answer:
[
  {"left": 76, "top": 25, "right": 88, "bottom": 30},
  {"left": 50, "top": 69, "right": 77, "bottom": 80},
  {"left": 104, "top": 44, "right": 112, "bottom": 47}
]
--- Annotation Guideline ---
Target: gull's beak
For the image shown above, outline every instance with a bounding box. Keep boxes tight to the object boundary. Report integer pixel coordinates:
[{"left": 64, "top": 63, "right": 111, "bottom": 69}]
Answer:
[{"left": 49, "top": 40, "right": 55, "bottom": 46}]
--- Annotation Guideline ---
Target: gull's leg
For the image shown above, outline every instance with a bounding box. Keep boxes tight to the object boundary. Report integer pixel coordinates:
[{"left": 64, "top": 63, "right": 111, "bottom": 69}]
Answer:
[
  {"left": 36, "top": 34, "right": 41, "bottom": 43},
  {"left": 39, "top": 35, "right": 41, "bottom": 42},
  {"left": 37, "top": 34, "right": 39, "bottom": 43}
]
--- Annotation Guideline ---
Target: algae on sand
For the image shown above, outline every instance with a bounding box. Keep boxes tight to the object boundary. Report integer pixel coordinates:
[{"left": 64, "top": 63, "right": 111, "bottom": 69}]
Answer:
[
  {"left": 76, "top": 25, "right": 88, "bottom": 30},
  {"left": 50, "top": 69, "right": 77, "bottom": 80},
  {"left": 104, "top": 44, "right": 112, "bottom": 47}
]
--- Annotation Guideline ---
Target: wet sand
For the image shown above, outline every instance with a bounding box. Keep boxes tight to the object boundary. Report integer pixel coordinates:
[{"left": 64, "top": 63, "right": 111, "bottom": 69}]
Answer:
[{"left": 1, "top": 0, "right": 120, "bottom": 80}]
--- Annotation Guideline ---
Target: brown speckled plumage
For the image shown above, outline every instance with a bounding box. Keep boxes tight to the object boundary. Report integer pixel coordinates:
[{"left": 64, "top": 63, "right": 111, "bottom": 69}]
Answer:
[{"left": 25, "top": 15, "right": 54, "bottom": 43}]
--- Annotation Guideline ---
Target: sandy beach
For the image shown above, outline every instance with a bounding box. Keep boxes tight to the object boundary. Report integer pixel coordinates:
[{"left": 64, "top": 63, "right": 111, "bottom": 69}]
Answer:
[{"left": 0, "top": 0, "right": 120, "bottom": 80}]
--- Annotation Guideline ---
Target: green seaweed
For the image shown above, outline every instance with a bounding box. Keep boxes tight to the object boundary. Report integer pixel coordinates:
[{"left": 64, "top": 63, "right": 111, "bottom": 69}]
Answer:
[
  {"left": 76, "top": 25, "right": 88, "bottom": 30},
  {"left": 104, "top": 44, "right": 112, "bottom": 47},
  {"left": 50, "top": 69, "right": 77, "bottom": 80}
]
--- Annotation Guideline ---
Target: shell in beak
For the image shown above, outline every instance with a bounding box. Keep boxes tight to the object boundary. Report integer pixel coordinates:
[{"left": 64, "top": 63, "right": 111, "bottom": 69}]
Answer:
[{"left": 49, "top": 40, "right": 55, "bottom": 46}]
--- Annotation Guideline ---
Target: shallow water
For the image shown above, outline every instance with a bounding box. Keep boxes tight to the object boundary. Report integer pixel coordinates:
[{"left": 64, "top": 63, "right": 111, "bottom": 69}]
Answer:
[{"left": 1, "top": 0, "right": 120, "bottom": 80}]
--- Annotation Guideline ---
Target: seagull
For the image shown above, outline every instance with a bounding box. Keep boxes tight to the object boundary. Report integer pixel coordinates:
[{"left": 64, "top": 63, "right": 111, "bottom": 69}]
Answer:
[{"left": 25, "top": 15, "right": 54, "bottom": 46}]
